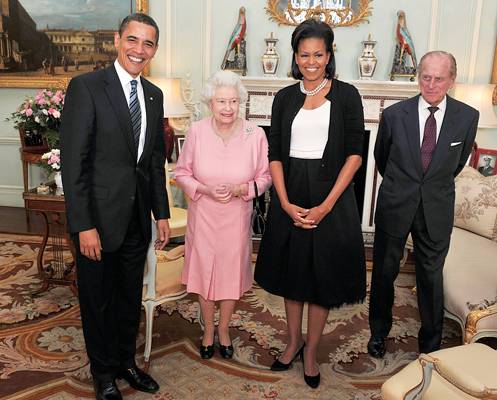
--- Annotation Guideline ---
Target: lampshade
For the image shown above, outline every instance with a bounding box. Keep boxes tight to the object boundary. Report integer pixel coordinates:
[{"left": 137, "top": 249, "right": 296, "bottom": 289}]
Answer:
[
  {"left": 451, "top": 84, "right": 497, "bottom": 128},
  {"left": 148, "top": 77, "right": 190, "bottom": 118}
]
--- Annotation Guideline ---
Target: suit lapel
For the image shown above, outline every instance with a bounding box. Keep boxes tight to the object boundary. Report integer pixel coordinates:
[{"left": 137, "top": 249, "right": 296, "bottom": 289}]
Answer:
[
  {"left": 104, "top": 66, "right": 137, "bottom": 160},
  {"left": 402, "top": 96, "right": 423, "bottom": 177},
  {"left": 138, "top": 77, "right": 158, "bottom": 164},
  {"left": 425, "top": 95, "right": 458, "bottom": 179}
]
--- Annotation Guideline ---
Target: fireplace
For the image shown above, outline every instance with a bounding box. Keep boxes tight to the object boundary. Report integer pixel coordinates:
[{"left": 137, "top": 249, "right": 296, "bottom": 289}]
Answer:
[{"left": 242, "top": 77, "right": 419, "bottom": 239}]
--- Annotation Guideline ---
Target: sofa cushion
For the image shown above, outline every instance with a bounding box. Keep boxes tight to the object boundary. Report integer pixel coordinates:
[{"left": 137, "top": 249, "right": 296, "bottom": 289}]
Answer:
[{"left": 454, "top": 166, "right": 497, "bottom": 241}]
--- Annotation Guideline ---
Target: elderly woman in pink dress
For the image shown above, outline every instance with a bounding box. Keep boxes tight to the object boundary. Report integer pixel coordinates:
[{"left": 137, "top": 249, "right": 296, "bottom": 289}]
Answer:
[{"left": 175, "top": 70, "right": 271, "bottom": 360}]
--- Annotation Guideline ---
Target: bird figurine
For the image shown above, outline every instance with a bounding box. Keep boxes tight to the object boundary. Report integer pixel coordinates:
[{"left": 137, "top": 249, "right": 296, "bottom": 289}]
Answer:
[
  {"left": 221, "top": 7, "right": 247, "bottom": 71},
  {"left": 396, "top": 10, "right": 417, "bottom": 68}
]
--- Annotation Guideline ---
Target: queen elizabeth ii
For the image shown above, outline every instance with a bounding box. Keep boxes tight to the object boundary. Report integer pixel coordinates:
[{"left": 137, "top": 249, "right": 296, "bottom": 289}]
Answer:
[{"left": 174, "top": 70, "right": 271, "bottom": 360}]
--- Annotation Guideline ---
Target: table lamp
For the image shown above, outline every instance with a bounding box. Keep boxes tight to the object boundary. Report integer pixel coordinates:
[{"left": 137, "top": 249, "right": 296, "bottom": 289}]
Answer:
[
  {"left": 149, "top": 77, "right": 191, "bottom": 161},
  {"left": 452, "top": 84, "right": 497, "bottom": 128}
]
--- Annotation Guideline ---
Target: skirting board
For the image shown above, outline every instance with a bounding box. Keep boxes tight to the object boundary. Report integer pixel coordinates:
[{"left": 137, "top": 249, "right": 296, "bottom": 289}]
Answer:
[{"left": 0, "top": 185, "right": 24, "bottom": 207}]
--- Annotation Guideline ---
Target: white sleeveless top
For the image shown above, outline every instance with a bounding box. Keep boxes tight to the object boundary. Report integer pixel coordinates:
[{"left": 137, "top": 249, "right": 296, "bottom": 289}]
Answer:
[{"left": 289, "top": 100, "right": 330, "bottom": 159}]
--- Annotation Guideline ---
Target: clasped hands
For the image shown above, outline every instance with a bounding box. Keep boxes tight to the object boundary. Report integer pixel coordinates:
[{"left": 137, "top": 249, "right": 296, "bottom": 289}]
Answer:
[
  {"left": 199, "top": 183, "right": 248, "bottom": 203},
  {"left": 283, "top": 202, "right": 331, "bottom": 229}
]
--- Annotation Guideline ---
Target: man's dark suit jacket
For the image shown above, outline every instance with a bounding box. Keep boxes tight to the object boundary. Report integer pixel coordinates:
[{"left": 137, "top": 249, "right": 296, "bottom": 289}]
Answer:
[
  {"left": 374, "top": 94, "right": 479, "bottom": 241},
  {"left": 60, "top": 65, "right": 170, "bottom": 252}
]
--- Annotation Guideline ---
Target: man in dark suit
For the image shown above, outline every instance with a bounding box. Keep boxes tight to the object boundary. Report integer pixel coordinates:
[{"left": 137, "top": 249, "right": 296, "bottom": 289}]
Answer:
[
  {"left": 368, "top": 51, "right": 479, "bottom": 358},
  {"left": 60, "top": 13, "right": 170, "bottom": 400}
]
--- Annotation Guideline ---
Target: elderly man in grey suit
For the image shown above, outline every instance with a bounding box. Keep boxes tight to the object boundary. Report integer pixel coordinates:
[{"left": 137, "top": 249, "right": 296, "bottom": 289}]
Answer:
[{"left": 368, "top": 51, "right": 479, "bottom": 358}]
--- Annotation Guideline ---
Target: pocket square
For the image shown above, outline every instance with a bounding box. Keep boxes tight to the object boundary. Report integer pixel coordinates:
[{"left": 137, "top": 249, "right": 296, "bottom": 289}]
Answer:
[{"left": 450, "top": 141, "right": 462, "bottom": 146}]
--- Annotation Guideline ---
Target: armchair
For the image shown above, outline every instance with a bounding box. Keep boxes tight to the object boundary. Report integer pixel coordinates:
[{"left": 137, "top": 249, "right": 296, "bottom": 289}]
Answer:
[
  {"left": 141, "top": 161, "right": 188, "bottom": 365},
  {"left": 381, "top": 343, "right": 497, "bottom": 400}
]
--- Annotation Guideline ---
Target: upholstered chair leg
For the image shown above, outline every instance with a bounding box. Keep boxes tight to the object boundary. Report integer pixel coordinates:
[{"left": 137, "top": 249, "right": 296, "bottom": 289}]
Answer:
[
  {"left": 198, "top": 305, "right": 205, "bottom": 331},
  {"left": 143, "top": 301, "right": 156, "bottom": 367}
]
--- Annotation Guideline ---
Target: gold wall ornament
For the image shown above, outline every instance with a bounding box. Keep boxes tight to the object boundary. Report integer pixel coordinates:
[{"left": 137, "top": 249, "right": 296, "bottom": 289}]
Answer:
[
  {"left": 265, "top": 0, "right": 372, "bottom": 28},
  {"left": 136, "top": 0, "right": 149, "bottom": 14},
  {"left": 0, "top": 0, "right": 149, "bottom": 88}
]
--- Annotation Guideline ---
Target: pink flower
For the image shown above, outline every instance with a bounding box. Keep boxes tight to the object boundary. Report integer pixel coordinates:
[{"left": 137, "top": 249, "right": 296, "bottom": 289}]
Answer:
[
  {"left": 37, "top": 97, "right": 47, "bottom": 105},
  {"left": 25, "top": 108, "right": 33, "bottom": 117},
  {"left": 49, "top": 154, "right": 60, "bottom": 164},
  {"left": 51, "top": 95, "right": 61, "bottom": 105},
  {"left": 46, "top": 90, "right": 53, "bottom": 97}
]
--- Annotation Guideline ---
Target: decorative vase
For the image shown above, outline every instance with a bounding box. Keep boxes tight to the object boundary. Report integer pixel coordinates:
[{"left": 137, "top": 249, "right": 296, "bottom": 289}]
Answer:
[
  {"left": 358, "top": 34, "right": 378, "bottom": 80},
  {"left": 261, "top": 32, "right": 280, "bottom": 75},
  {"left": 53, "top": 171, "right": 63, "bottom": 191}
]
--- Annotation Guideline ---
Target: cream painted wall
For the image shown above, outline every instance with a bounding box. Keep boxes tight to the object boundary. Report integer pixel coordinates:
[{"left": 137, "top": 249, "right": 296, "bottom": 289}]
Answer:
[{"left": 0, "top": 0, "right": 496, "bottom": 206}]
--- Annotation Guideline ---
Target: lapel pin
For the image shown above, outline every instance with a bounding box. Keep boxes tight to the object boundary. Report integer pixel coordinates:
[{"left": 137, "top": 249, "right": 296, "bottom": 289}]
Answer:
[{"left": 149, "top": 97, "right": 153, "bottom": 101}]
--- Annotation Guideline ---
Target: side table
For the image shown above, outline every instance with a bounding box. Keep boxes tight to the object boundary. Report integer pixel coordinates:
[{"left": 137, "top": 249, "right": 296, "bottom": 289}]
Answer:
[{"left": 23, "top": 188, "right": 77, "bottom": 294}]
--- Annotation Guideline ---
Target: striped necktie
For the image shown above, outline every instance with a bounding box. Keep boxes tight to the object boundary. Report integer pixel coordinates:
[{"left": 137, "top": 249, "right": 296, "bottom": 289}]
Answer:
[
  {"left": 129, "top": 79, "right": 141, "bottom": 151},
  {"left": 420, "top": 106, "right": 438, "bottom": 174}
]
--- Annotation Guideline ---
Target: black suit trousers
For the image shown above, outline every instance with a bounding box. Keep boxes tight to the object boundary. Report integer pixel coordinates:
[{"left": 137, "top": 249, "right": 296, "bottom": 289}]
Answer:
[
  {"left": 369, "top": 203, "right": 450, "bottom": 354},
  {"left": 74, "top": 202, "right": 148, "bottom": 381}
]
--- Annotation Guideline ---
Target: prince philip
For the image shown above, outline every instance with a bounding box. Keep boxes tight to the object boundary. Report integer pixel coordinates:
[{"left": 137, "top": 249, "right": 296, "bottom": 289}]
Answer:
[
  {"left": 368, "top": 51, "right": 479, "bottom": 358},
  {"left": 60, "top": 13, "right": 170, "bottom": 400}
]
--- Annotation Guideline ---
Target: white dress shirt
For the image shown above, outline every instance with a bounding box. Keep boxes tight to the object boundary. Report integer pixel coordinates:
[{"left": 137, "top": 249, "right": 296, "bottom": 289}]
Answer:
[
  {"left": 418, "top": 95, "right": 447, "bottom": 147},
  {"left": 114, "top": 60, "right": 147, "bottom": 161}
]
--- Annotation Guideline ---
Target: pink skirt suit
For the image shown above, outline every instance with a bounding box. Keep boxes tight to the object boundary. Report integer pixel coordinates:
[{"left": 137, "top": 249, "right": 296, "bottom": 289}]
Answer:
[{"left": 174, "top": 117, "right": 271, "bottom": 301}]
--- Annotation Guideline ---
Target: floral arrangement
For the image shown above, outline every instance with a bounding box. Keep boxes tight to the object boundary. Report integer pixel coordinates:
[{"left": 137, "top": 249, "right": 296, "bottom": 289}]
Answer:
[
  {"left": 7, "top": 88, "right": 65, "bottom": 148},
  {"left": 39, "top": 149, "right": 61, "bottom": 176}
]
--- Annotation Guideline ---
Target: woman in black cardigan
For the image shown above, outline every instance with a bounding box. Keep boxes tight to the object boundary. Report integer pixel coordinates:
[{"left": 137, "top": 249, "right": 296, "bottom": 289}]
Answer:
[{"left": 254, "top": 20, "right": 366, "bottom": 389}]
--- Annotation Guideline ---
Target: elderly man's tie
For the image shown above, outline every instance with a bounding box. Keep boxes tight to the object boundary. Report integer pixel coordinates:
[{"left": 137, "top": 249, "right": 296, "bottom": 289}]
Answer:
[
  {"left": 420, "top": 106, "right": 438, "bottom": 174},
  {"left": 129, "top": 79, "right": 141, "bottom": 152}
]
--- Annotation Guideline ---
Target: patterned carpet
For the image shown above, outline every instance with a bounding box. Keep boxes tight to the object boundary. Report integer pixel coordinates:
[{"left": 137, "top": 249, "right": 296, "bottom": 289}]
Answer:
[{"left": 0, "top": 233, "right": 464, "bottom": 400}]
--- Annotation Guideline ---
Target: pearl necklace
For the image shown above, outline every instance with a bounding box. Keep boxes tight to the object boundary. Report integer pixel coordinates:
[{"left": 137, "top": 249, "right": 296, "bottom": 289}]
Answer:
[{"left": 299, "top": 78, "right": 329, "bottom": 96}]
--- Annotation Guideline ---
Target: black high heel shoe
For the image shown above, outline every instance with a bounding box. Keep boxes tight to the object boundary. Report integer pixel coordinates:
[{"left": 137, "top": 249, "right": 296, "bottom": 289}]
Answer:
[
  {"left": 304, "top": 371, "right": 320, "bottom": 389},
  {"left": 270, "top": 343, "right": 305, "bottom": 371},
  {"left": 219, "top": 344, "right": 234, "bottom": 359},
  {"left": 301, "top": 348, "right": 320, "bottom": 388},
  {"left": 199, "top": 342, "right": 215, "bottom": 359}
]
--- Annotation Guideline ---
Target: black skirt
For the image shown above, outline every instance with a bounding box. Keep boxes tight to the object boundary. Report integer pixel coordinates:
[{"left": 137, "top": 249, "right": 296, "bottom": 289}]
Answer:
[{"left": 254, "top": 158, "right": 366, "bottom": 308}]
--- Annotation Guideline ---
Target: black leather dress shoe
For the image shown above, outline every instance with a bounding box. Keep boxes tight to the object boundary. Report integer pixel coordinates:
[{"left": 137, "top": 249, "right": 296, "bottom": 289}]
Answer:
[
  {"left": 270, "top": 343, "right": 305, "bottom": 371},
  {"left": 200, "top": 344, "right": 215, "bottom": 359},
  {"left": 219, "top": 344, "right": 234, "bottom": 359},
  {"left": 93, "top": 380, "right": 122, "bottom": 400},
  {"left": 367, "top": 336, "right": 386, "bottom": 358},
  {"left": 117, "top": 366, "right": 159, "bottom": 393}
]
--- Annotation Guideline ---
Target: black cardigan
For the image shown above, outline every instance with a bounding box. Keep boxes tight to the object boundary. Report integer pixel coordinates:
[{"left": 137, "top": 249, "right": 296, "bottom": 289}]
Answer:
[{"left": 268, "top": 79, "right": 365, "bottom": 183}]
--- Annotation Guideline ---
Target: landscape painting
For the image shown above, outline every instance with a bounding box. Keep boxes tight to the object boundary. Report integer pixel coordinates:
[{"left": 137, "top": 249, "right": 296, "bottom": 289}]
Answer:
[{"left": 0, "top": 0, "right": 148, "bottom": 87}]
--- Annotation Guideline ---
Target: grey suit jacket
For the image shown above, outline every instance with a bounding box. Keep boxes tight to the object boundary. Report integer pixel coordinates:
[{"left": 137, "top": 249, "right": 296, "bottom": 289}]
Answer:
[{"left": 374, "top": 94, "right": 478, "bottom": 241}]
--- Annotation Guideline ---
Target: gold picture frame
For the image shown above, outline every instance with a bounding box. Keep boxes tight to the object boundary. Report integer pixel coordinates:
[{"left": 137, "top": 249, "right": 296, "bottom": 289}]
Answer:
[
  {"left": 265, "top": 0, "right": 372, "bottom": 28},
  {"left": 0, "top": 0, "right": 149, "bottom": 88}
]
